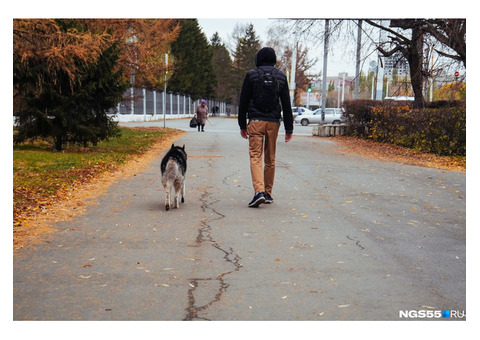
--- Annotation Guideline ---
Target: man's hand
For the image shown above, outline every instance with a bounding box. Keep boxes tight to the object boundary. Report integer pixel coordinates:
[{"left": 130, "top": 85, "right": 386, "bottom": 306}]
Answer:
[
  {"left": 285, "top": 133, "right": 293, "bottom": 143},
  {"left": 240, "top": 129, "right": 248, "bottom": 139}
]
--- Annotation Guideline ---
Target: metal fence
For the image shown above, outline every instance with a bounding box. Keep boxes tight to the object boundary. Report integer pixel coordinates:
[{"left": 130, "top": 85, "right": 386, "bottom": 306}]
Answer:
[{"left": 110, "top": 88, "right": 238, "bottom": 119}]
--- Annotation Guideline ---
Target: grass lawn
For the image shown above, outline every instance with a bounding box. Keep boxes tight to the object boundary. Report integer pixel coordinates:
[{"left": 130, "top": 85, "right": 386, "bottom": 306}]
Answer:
[{"left": 13, "top": 127, "right": 177, "bottom": 227}]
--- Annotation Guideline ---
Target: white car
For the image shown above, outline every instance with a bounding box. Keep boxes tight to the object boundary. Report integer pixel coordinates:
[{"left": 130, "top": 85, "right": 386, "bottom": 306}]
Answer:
[
  {"left": 292, "top": 107, "right": 314, "bottom": 118},
  {"left": 294, "top": 108, "right": 345, "bottom": 126}
]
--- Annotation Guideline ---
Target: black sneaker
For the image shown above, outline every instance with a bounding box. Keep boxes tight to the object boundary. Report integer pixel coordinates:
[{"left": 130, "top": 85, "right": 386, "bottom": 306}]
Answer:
[
  {"left": 248, "top": 192, "right": 265, "bottom": 207},
  {"left": 264, "top": 193, "right": 273, "bottom": 204}
]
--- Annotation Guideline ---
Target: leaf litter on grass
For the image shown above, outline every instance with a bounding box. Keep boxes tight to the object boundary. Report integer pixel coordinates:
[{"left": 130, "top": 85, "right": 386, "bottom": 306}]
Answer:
[{"left": 13, "top": 127, "right": 185, "bottom": 250}]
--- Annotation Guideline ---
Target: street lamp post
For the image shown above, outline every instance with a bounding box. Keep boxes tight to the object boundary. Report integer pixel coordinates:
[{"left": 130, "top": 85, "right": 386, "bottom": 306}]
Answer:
[
  {"left": 163, "top": 53, "right": 168, "bottom": 128},
  {"left": 321, "top": 19, "right": 330, "bottom": 117},
  {"left": 290, "top": 39, "right": 297, "bottom": 106}
]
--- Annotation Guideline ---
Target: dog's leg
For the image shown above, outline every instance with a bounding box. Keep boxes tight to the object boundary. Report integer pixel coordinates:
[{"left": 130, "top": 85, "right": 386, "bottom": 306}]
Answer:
[
  {"left": 176, "top": 184, "right": 182, "bottom": 208},
  {"left": 165, "top": 191, "right": 170, "bottom": 211},
  {"left": 173, "top": 178, "right": 183, "bottom": 209},
  {"left": 181, "top": 179, "right": 185, "bottom": 203},
  {"left": 164, "top": 183, "right": 171, "bottom": 211},
  {"left": 174, "top": 192, "right": 179, "bottom": 209}
]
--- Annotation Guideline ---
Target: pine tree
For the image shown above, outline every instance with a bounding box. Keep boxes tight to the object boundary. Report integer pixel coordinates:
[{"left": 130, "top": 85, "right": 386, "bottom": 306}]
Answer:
[
  {"left": 231, "top": 24, "right": 260, "bottom": 105},
  {"left": 210, "top": 32, "right": 235, "bottom": 102},
  {"left": 233, "top": 24, "right": 260, "bottom": 74},
  {"left": 168, "top": 19, "right": 216, "bottom": 100},
  {"left": 14, "top": 20, "right": 129, "bottom": 151}
]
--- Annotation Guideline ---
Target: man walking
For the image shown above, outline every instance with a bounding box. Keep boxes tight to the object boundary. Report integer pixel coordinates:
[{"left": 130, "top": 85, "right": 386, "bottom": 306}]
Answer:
[{"left": 238, "top": 47, "right": 293, "bottom": 207}]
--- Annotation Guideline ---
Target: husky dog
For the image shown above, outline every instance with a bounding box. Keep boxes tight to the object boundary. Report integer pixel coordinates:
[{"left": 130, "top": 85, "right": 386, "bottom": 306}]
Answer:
[{"left": 161, "top": 144, "right": 187, "bottom": 211}]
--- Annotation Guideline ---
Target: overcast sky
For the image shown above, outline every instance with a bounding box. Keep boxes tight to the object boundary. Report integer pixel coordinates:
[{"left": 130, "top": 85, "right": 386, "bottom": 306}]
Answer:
[
  {"left": 9, "top": 0, "right": 472, "bottom": 79},
  {"left": 197, "top": 18, "right": 361, "bottom": 77}
]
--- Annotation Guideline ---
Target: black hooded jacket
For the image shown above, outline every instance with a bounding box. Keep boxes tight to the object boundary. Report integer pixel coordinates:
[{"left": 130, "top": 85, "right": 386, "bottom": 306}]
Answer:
[{"left": 238, "top": 47, "right": 293, "bottom": 134}]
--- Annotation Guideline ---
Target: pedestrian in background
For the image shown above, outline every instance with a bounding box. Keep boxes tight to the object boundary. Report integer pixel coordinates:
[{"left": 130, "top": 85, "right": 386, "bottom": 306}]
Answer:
[
  {"left": 238, "top": 47, "right": 293, "bottom": 207},
  {"left": 195, "top": 99, "right": 208, "bottom": 132}
]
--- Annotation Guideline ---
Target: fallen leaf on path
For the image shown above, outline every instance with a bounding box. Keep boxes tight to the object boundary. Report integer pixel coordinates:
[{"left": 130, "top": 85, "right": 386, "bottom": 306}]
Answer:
[{"left": 422, "top": 305, "right": 436, "bottom": 309}]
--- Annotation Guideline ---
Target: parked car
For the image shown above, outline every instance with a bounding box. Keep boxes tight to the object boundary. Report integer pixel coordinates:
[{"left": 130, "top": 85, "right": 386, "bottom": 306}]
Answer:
[
  {"left": 291, "top": 107, "right": 314, "bottom": 118},
  {"left": 294, "top": 108, "right": 345, "bottom": 126}
]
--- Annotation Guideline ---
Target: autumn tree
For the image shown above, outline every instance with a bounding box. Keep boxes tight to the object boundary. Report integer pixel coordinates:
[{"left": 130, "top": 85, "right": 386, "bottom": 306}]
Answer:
[
  {"left": 364, "top": 20, "right": 427, "bottom": 108},
  {"left": 422, "top": 19, "right": 466, "bottom": 67},
  {"left": 437, "top": 82, "right": 466, "bottom": 101},
  {"left": 78, "top": 19, "right": 180, "bottom": 89},
  {"left": 14, "top": 19, "right": 180, "bottom": 151},
  {"left": 13, "top": 19, "right": 111, "bottom": 103},
  {"left": 13, "top": 19, "right": 127, "bottom": 150},
  {"left": 364, "top": 19, "right": 466, "bottom": 108},
  {"left": 14, "top": 19, "right": 129, "bottom": 151},
  {"left": 267, "top": 41, "right": 318, "bottom": 104},
  {"left": 267, "top": 22, "right": 328, "bottom": 105},
  {"left": 168, "top": 19, "right": 216, "bottom": 100}
]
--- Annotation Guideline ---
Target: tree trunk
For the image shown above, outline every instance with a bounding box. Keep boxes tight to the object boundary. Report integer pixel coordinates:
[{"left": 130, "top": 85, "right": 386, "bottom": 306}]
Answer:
[
  {"left": 54, "top": 135, "right": 63, "bottom": 151},
  {"left": 408, "top": 26, "right": 425, "bottom": 109}
]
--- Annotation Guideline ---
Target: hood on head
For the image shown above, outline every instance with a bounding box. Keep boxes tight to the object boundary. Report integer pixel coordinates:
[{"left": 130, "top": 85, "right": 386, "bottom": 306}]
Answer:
[{"left": 255, "top": 47, "right": 277, "bottom": 67}]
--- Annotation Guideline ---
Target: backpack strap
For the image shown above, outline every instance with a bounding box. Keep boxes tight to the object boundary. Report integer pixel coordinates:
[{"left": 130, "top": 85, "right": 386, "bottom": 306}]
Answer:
[
  {"left": 271, "top": 69, "right": 280, "bottom": 90},
  {"left": 255, "top": 68, "right": 264, "bottom": 79}
]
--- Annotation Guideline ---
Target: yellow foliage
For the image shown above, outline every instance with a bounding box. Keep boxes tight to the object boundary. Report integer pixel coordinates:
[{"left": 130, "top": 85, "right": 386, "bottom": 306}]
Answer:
[
  {"left": 14, "top": 19, "right": 111, "bottom": 91},
  {"left": 78, "top": 19, "right": 180, "bottom": 88},
  {"left": 13, "top": 19, "right": 180, "bottom": 92},
  {"left": 437, "top": 82, "right": 466, "bottom": 100}
]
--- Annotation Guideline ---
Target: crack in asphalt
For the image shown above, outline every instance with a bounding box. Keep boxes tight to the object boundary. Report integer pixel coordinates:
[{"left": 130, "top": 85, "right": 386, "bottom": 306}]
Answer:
[
  {"left": 346, "top": 235, "right": 365, "bottom": 250},
  {"left": 183, "top": 188, "right": 243, "bottom": 321}
]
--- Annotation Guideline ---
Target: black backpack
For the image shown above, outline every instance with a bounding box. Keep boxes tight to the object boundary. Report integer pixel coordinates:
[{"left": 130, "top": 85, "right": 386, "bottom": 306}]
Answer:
[{"left": 253, "top": 68, "right": 280, "bottom": 113}]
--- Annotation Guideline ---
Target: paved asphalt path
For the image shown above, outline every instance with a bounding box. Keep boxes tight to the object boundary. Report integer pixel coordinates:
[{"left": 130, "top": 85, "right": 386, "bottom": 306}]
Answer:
[{"left": 14, "top": 117, "right": 466, "bottom": 321}]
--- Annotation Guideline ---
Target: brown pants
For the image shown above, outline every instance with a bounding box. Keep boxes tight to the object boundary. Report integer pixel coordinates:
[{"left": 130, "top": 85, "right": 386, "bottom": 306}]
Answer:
[{"left": 247, "top": 120, "right": 281, "bottom": 195}]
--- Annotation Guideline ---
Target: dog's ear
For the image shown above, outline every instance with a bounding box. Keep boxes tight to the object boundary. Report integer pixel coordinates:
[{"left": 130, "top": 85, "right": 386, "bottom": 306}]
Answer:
[
  {"left": 182, "top": 145, "right": 185, "bottom": 150},
  {"left": 171, "top": 144, "right": 175, "bottom": 149}
]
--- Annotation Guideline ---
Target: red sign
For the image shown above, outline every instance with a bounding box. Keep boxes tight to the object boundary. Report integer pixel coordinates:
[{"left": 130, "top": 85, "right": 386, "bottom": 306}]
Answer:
[{"left": 455, "top": 71, "right": 460, "bottom": 77}]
